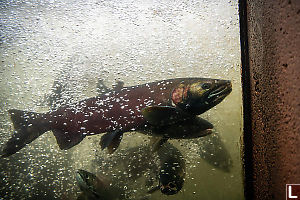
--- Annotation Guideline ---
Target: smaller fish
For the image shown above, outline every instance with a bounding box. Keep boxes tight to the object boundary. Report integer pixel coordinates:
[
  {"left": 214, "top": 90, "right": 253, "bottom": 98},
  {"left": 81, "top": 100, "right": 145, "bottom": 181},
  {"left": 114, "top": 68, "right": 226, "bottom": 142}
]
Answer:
[
  {"left": 93, "top": 142, "right": 185, "bottom": 196},
  {"left": 140, "top": 116, "right": 213, "bottom": 151},
  {"left": 76, "top": 169, "right": 150, "bottom": 200},
  {"left": 148, "top": 142, "right": 185, "bottom": 195},
  {"left": 196, "top": 132, "right": 233, "bottom": 172},
  {"left": 76, "top": 169, "right": 125, "bottom": 200}
]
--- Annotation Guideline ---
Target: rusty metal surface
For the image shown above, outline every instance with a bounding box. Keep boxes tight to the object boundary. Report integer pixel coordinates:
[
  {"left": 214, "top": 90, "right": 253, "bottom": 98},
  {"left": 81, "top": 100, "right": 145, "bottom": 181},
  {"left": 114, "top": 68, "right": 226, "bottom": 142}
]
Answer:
[
  {"left": 241, "top": 0, "right": 300, "bottom": 199},
  {"left": 242, "top": 0, "right": 300, "bottom": 199}
]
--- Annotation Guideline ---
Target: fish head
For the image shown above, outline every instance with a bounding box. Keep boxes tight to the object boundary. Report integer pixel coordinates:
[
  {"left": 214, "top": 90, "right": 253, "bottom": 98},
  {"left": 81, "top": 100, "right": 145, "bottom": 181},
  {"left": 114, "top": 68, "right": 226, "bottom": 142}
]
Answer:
[
  {"left": 159, "top": 167, "right": 184, "bottom": 195},
  {"left": 76, "top": 170, "right": 125, "bottom": 200},
  {"left": 160, "top": 181, "right": 181, "bottom": 195},
  {"left": 172, "top": 78, "right": 232, "bottom": 115},
  {"left": 76, "top": 169, "right": 98, "bottom": 195}
]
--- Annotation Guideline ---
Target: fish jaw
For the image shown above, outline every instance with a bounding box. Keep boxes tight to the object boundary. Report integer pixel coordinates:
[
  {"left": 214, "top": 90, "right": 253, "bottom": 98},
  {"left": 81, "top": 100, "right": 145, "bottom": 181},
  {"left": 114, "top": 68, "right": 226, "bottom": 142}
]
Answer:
[{"left": 160, "top": 182, "right": 179, "bottom": 195}]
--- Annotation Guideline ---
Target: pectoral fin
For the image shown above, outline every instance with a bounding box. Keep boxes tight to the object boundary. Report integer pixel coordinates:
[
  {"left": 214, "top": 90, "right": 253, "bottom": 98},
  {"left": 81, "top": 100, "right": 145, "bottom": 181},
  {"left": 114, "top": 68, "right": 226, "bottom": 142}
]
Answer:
[
  {"left": 150, "top": 136, "right": 168, "bottom": 152},
  {"left": 141, "top": 106, "right": 191, "bottom": 126},
  {"left": 100, "top": 130, "right": 123, "bottom": 154}
]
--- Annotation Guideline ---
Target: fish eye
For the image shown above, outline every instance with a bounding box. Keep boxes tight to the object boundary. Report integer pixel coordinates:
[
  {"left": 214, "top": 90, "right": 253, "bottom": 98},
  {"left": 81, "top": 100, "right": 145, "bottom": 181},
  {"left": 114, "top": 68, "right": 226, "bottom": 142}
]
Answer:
[{"left": 201, "top": 83, "right": 211, "bottom": 90}]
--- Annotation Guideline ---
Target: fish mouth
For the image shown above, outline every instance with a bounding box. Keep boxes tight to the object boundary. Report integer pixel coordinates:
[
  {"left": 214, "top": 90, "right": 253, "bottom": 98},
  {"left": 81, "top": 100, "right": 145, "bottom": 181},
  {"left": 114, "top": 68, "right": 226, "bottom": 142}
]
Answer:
[
  {"left": 76, "top": 170, "right": 86, "bottom": 186},
  {"left": 160, "top": 184, "right": 178, "bottom": 195},
  {"left": 76, "top": 169, "right": 94, "bottom": 190},
  {"left": 202, "top": 128, "right": 213, "bottom": 136},
  {"left": 207, "top": 81, "right": 232, "bottom": 104}
]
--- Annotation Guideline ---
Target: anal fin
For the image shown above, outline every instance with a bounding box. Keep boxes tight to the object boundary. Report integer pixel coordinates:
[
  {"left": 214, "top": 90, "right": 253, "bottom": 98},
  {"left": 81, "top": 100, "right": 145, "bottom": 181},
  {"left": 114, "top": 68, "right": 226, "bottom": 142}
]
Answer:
[{"left": 52, "top": 129, "right": 85, "bottom": 150}]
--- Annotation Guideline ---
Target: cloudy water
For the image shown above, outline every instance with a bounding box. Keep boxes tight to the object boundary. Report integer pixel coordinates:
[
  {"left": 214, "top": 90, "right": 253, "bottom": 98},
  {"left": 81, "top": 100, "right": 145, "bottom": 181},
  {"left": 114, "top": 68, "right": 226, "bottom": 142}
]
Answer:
[{"left": 0, "top": 0, "right": 243, "bottom": 199}]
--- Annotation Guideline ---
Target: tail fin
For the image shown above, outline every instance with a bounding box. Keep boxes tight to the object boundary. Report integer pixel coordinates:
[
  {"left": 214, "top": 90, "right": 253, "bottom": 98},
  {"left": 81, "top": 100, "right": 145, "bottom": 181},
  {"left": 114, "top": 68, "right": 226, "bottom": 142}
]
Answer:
[{"left": 1, "top": 109, "right": 50, "bottom": 158}]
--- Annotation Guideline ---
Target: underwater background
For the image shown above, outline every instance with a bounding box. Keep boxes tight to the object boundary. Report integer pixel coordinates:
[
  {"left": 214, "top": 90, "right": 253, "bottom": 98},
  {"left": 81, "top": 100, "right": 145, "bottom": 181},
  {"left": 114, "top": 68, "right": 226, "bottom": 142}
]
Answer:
[{"left": 0, "top": 0, "right": 243, "bottom": 199}]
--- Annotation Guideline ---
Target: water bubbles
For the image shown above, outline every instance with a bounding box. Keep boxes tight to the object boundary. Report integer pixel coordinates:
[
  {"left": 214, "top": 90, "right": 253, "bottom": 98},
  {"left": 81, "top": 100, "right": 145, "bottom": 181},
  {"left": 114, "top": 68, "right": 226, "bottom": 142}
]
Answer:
[{"left": 0, "top": 0, "right": 243, "bottom": 199}]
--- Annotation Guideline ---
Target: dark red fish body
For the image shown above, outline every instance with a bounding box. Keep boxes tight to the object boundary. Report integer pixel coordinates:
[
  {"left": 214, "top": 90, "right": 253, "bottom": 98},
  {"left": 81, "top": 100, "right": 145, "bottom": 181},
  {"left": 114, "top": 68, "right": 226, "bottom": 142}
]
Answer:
[{"left": 48, "top": 78, "right": 184, "bottom": 137}]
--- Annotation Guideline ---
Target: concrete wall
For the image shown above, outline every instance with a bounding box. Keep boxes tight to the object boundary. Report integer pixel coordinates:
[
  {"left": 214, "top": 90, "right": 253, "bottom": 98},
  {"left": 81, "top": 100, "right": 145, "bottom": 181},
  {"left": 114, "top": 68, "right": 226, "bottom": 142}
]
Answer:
[{"left": 241, "top": 0, "right": 300, "bottom": 199}]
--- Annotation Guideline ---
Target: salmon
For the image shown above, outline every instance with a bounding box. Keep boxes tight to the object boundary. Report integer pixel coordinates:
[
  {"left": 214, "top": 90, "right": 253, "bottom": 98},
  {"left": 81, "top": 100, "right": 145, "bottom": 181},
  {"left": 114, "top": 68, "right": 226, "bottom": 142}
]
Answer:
[{"left": 1, "top": 78, "right": 232, "bottom": 157}]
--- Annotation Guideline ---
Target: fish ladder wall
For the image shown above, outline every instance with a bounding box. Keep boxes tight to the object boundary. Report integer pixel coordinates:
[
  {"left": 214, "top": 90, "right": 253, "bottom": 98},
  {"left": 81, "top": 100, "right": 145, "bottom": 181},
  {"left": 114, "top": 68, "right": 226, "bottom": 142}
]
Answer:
[{"left": 240, "top": 0, "right": 300, "bottom": 199}]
